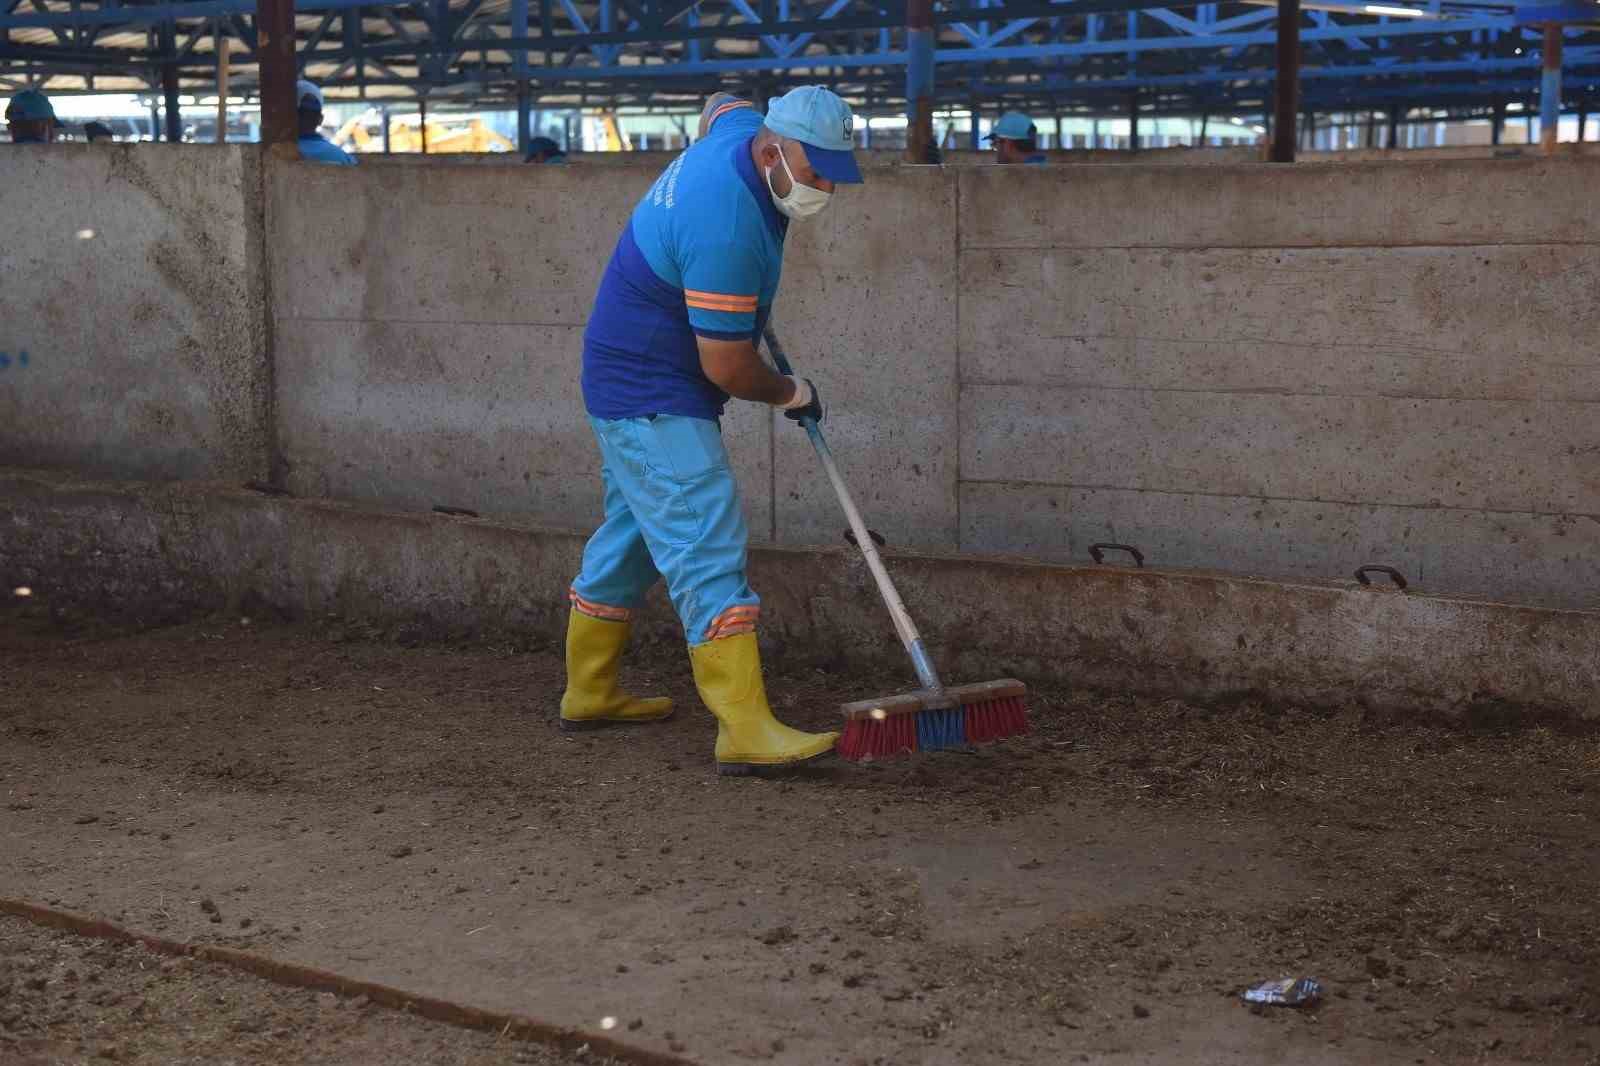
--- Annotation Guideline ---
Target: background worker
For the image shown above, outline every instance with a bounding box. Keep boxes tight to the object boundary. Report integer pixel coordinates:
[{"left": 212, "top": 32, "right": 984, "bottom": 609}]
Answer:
[
  {"left": 295, "top": 80, "right": 356, "bottom": 165},
  {"left": 560, "top": 85, "right": 862, "bottom": 775},
  {"left": 987, "top": 111, "right": 1047, "bottom": 164},
  {"left": 523, "top": 135, "right": 568, "bottom": 164},
  {"left": 5, "top": 89, "right": 57, "bottom": 144}
]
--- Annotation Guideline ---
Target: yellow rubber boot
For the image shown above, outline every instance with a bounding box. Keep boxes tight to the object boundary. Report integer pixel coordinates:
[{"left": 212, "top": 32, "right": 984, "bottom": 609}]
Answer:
[
  {"left": 559, "top": 610, "right": 673, "bottom": 732},
  {"left": 688, "top": 632, "right": 838, "bottom": 775}
]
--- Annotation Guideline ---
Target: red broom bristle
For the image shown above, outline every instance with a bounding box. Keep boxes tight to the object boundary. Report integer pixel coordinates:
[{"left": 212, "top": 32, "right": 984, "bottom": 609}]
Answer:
[
  {"left": 838, "top": 694, "right": 1030, "bottom": 763},
  {"left": 837, "top": 711, "right": 922, "bottom": 763}
]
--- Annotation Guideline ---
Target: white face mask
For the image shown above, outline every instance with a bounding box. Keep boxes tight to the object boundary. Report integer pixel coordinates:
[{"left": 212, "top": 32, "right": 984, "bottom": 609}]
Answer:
[{"left": 765, "top": 141, "right": 832, "bottom": 220}]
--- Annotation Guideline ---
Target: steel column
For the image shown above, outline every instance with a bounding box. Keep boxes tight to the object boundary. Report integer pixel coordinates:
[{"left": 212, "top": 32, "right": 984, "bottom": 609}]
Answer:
[
  {"left": 1541, "top": 22, "right": 1562, "bottom": 153},
  {"left": 1270, "top": 0, "right": 1298, "bottom": 161},
  {"left": 215, "top": 18, "right": 229, "bottom": 142},
  {"left": 257, "top": 0, "right": 296, "bottom": 148},
  {"left": 904, "top": 0, "right": 932, "bottom": 162},
  {"left": 159, "top": 21, "right": 182, "bottom": 142},
  {"left": 513, "top": 0, "right": 529, "bottom": 150}
]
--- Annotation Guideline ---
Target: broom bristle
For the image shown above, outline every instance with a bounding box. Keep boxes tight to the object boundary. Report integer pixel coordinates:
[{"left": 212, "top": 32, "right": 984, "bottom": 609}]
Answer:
[{"left": 836, "top": 693, "right": 1029, "bottom": 763}]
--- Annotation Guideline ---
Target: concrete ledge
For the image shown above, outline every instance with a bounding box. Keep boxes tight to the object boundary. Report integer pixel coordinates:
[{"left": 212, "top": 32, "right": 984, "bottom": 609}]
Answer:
[{"left": 3, "top": 468, "right": 1596, "bottom": 723}]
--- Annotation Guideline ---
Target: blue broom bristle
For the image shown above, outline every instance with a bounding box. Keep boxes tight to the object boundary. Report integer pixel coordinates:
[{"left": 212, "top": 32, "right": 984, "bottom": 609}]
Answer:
[{"left": 915, "top": 704, "right": 968, "bottom": 751}]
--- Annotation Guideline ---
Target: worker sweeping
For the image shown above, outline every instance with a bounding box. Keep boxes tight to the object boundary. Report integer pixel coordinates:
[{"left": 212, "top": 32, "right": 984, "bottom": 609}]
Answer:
[{"left": 560, "top": 86, "right": 864, "bottom": 775}]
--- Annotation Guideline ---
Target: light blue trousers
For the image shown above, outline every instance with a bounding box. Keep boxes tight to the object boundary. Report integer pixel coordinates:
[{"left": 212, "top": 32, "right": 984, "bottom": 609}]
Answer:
[{"left": 570, "top": 415, "right": 760, "bottom": 646}]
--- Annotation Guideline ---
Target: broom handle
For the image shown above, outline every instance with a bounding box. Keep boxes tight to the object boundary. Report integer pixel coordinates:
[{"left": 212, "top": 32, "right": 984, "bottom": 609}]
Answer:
[{"left": 762, "top": 326, "right": 946, "bottom": 696}]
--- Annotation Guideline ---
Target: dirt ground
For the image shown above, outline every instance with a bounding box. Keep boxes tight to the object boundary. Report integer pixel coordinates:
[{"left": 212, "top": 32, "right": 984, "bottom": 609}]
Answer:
[
  {"left": 2, "top": 593, "right": 1599, "bottom": 1066},
  {"left": 0, "top": 915, "right": 615, "bottom": 1065}
]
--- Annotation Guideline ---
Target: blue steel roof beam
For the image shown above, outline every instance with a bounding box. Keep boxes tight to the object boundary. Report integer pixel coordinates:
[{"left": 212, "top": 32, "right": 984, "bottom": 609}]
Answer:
[
  {"left": 300, "top": 9, "right": 339, "bottom": 63},
  {"left": 1307, "top": 10, "right": 1371, "bottom": 51},
  {"left": 410, "top": 10, "right": 1524, "bottom": 79},
  {"left": 28, "top": 0, "right": 74, "bottom": 45},
  {"left": 0, "top": 0, "right": 1196, "bottom": 36},
  {"left": 380, "top": 9, "right": 415, "bottom": 42},
  {"left": 723, "top": 0, "right": 789, "bottom": 57},
  {"left": 227, "top": 13, "right": 256, "bottom": 55},
  {"left": 171, "top": 15, "right": 216, "bottom": 60},
  {"left": 441, "top": 0, "right": 496, "bottom": 70},
  {"left": 782, "top": 0, "right": 856, "bottom": 56},
  {"left": 949, "top": 20, "right": 985, "bottom": 43},
  {"left": 0, "top": 40, "right": 133, "bottom": 60},
  {"left": 982, "top": 44, "right": 1600, "bottom": 88},
  {"left": 1142, "top": 6, "right": 1202, "bottom": 34}
]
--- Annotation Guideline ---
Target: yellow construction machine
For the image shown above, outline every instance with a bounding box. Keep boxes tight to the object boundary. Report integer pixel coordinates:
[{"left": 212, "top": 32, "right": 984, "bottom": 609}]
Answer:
[{"left": 333, "top": 109, "right": 516, "bottom": 153}]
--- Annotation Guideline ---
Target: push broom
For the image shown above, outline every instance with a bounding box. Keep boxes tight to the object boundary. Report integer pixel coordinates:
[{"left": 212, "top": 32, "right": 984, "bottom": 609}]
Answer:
[{"left": 762, "top": 326, "right": 1029, "bottom": 761}]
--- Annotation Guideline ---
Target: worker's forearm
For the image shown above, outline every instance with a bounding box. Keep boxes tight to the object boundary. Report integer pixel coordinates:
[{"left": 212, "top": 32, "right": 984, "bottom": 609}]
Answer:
[{"left": 702, "top": 343, "right": 798, "bottom": 405}]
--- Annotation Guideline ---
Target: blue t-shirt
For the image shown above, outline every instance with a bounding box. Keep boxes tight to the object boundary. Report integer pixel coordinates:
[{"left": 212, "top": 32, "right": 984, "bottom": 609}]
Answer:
[
  {"left": 581, "top": 99, "right": 787, "bottom": 421},
  {"left": 299, "top": 133, "right": 356, "bottom": 166}
]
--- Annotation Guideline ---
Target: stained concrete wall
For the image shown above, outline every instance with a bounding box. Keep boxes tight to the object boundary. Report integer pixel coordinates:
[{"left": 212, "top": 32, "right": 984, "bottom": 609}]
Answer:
[
  {"left": 267, "top": 158, "right": 959, "bottom": 551},
  {"left": 270, "top": 153, "right": 1600, "bottom": 607},
  {"left": 7, "top": 470, "right": 1597, "bottom": 722},
  {"left": 357, "top": 145, "right": 1257, "bottom": 168},
  {"left": 955, "top": 158, "right": 1600, "bottom": 608},
  {"left": 4, "top": 147, "right": 1598, "bottom": 610},
  {"left": 0, "top": 145, "right": 270, "bottom": 483}
]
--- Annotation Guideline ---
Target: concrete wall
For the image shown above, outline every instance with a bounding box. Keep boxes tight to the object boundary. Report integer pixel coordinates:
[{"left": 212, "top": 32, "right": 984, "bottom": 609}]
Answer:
[
  {"left": 357, "top": 145, "right": 1258, "bottom": 168},
  {"left": 0, "top": 145, "right": 270, "bottom": 483},
  {"left": 955, "top": 158, "right": 1600, "bottom": 609},
  {"left": 7, "top": 470, "right": 1599, "bottom": 723},
  {"left": 269, "top": 154, "right": 1600, "bottom": 608},
  {"left": 5, "top": 146, "right": 1599, "bottom": 610},
  {"left": 266, "top": 158, "right": 959, "bottom": 551}
]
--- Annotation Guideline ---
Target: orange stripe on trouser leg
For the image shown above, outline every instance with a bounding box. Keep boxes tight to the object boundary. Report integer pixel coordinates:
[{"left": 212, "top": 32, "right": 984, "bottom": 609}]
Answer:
[
  {"left": 568, "top": 588, "right": 631, "bottom": 623},
  {"left": 703, "top": 605, "right": 760, "bottom": 641}
]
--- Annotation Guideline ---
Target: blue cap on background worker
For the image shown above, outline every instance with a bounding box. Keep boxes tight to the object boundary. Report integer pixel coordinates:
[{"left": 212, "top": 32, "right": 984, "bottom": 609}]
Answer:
[
  {"left": 986, "top": 111, "right": 1047, "bottom": 165},
  {"left": 295, "top": 79, "right": 356, "bottom": 166},
  {"left": 6, "top": 88, "right": 58, "bottom": 144},
  {"left": 524, "top": 135, "right": 567, "bottom": 164}
]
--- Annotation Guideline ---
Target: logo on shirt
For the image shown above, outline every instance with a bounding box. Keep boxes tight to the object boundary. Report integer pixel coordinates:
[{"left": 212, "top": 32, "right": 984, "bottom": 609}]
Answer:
[
  {"left": 651, "top": 154, "right": 686, "bottom": 210},
  {"left": 842, "top": 116, "right": 852, "bottom": 143}
]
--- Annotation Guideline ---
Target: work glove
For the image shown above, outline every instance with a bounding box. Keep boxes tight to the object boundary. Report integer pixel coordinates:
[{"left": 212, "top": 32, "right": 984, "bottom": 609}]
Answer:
[{"left": 780, "top": 376, "right": 824, "bottom": 425}]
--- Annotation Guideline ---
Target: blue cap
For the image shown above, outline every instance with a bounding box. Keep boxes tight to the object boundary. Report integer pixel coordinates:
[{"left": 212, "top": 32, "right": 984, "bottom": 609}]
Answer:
[
  {"left": 525, "top": 135, "right": 567, "bottom": 163},
  {"left": 763, "top": 86, "right": 863, "bottom": 185},
  {"left": 6, "top": 89, "right": 56, "bottom": 123},
  {"left": 985, "top": 111, "right": 1037, "bottom": 142}
]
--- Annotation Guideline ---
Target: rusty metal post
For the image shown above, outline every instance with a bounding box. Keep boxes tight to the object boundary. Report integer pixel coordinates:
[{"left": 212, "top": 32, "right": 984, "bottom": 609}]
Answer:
[
  {"left": 215, "top": 19, "right": 230, "bottom": 144},
  {"left": 159, "top": 21, "right": 182, "bottom": 143},
  {"left": 162, "top": 63, "right": 181, "bottom": 142},
  {"left": 904, "top": 0, "right": 934, "bottom": 162},
  {"left": 1541, "top": 22, "right": 1563, "bottom": 154},
  {"left": 419, "top": 98, "right": 428, "bottom": 153},
  {"left": 257, "top": 0, "right": 296, "bottom": 152},
  {"left": 1270, "top": 0, "right": 1299, "bottom": 161}
]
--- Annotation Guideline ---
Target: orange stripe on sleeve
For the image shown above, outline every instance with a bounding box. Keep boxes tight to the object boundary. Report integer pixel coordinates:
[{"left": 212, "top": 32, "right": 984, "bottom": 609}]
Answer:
[
  {"left": 708, "top": 100, "right": 754, "bottom": 128},
  {"left": 684, "top": 289, "right": 758, "bottom": 313}
]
